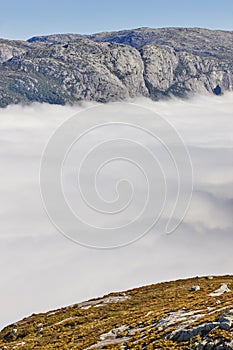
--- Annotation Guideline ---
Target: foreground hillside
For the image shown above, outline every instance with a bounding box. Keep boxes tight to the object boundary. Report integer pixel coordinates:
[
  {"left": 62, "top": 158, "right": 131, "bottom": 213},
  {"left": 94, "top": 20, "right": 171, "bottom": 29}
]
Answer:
[
  {"left": 0, "top": 27, "right": 233, "bottom": 107},
  {"left": 1, "top": 275, "right": 233, "bottom": 349}
]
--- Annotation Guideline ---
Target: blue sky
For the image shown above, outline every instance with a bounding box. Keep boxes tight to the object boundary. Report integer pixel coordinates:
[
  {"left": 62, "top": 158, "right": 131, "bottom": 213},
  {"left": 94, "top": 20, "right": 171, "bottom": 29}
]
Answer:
[{"left": 0, "top": 0, "right": 232, "bottom": 40}]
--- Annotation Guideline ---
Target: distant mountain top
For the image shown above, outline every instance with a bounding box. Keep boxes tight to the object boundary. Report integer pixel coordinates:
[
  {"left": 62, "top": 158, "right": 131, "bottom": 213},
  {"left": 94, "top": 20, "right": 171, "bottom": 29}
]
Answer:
[
  {"left": 0, "top": 27, "right": 233, "bottom": 107},
  {"left": 28, "top": 27, "right": 233, "bottom": 60},
  {"left": 1, "top": 275, "right": 233, "bottom": 349}
]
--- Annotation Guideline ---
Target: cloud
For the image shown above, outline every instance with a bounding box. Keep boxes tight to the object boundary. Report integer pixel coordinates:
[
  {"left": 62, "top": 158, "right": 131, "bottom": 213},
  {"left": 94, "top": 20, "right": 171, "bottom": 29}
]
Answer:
[{"left": 0, "top": 94, "right": 232, "bottom": 329}]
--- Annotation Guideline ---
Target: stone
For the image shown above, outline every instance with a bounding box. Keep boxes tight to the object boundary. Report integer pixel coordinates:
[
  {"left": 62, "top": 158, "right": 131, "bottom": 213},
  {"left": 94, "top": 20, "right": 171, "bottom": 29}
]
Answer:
[
  {"left": 206, "top": 276, "right": 214, "bottom": 280},
  {"left": 191, "top": 285, "right": 201, "bottom": 291},
  {"left": 209, "top": 283, "right": 231, "bottom": 297},
  {"left": 219, "top": 309, "right": 233, "bottom": 330}
]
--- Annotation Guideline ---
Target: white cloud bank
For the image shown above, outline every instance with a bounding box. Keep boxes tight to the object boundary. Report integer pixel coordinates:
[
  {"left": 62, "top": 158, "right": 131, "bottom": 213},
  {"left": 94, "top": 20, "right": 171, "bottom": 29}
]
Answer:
[{"left": 0, "top": 94, "right": 232, "bottom": 329}]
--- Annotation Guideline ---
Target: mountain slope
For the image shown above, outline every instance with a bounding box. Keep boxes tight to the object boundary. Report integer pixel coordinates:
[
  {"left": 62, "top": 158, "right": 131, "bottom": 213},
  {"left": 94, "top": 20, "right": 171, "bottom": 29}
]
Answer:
[
  {"left": 89, "top": 27, "right": 233, "bottom": 60},
  {"left": 1, "top": 275, "right": 233, "bottom": 349},
  {"left": 29, "top": 27, "right": 233, "bottom": 60},
  {"left": 0, "top": 28, "right": 233, "bottom": 107}
]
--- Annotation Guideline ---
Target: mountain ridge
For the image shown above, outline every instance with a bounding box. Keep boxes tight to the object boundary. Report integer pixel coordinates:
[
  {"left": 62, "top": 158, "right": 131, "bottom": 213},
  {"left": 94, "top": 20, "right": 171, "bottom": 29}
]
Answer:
[{"left": 0, "top": 27, "right": 233, "bottom": 107}]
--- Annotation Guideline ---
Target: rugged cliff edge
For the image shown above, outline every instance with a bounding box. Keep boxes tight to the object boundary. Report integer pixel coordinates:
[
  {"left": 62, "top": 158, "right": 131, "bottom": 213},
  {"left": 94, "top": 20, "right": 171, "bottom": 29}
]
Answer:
[
  {"left": 0, "top": 27, "right": 233, "bottom": 107},
  {"left": 1, "top": 275, "right": 233, "bottom": 349}
]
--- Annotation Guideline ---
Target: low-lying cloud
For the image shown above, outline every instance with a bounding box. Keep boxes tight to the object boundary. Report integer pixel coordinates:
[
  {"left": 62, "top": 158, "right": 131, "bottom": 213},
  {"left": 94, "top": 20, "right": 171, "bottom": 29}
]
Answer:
[{"left": 0, "top": 94, "right": 232, "bottom": 329}]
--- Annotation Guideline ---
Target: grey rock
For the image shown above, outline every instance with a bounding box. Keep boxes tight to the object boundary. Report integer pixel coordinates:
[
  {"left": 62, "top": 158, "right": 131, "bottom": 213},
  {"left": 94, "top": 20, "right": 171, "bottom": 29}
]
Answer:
[
  {"left": 209, "top": 284, "right": 231, "bottom": 297},
  {"left": 85, "top": 325, "right": 130, "bottom": 349},
  {"left": 78, "top": 293, "right": 130, "bottom": 309},
  {"left": 1, "top": 27, "right": 233, "bottom": 107},
  {"left": 169, "top": 309, "right": 233, "bottom": 344},
  {"left": 140, "top": 44, "right": 178, "bottom": 92},
  {"left": 191, "top": 285, "right": 201, "bottom": 291},
  {"left": 170, "top": 322, "right": 219, "bottom": 342},
  {"left": 219, "top": 309, "right": 233, "bottom": 330},
  {"left": 0, "top": 39, "right": 31, "bottom": 63}
]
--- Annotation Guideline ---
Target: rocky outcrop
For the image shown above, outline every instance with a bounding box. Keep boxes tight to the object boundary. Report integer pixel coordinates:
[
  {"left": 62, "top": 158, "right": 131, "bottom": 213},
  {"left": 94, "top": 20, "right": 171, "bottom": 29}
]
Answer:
[
  {"left": 219, "top": 309, "right": 233, "bottom": 330},
  {"left": 168, "top": 309, "right": 233, "bottom": 346},
  {"left": 0, "top": 27, "right": 233, "bottom": 107},
  {"left": 85, "top": 325, "right": 130, "bottom": 349},
  {"left": 170, "top": 322, "right": 218, "bottom": 342},
  {"left": 209, "top": 284, "right": 231, "bottom": 297},
  {"left": 140, "top": 44, "right": 179, "bottom": 92},
  {"left": 0, "top": 39, "right": 149, "bottom": 106},
  {"left": 78, "top": 294, "right": 130, "bottom": 309},
  {"left": 0, "top": 39, "right": 32, "bottom": 63}
]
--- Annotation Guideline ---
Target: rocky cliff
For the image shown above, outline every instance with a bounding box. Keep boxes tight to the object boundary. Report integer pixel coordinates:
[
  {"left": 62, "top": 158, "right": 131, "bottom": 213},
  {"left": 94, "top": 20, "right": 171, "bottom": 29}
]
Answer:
[
  {"left": 1, "top": 275, "right": 233, "bottom": 349},
  {"left": 0, "top": 27, "right": 233, "bottom": 107}
]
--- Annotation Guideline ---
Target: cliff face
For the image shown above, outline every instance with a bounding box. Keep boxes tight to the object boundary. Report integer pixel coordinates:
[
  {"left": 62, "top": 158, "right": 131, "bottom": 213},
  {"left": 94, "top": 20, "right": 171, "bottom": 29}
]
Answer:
[
  {"left": 1, "top": 275, "right": 233, "bottom": 349},
  {"left": 0, "top": 27, "right": 233, "bottom": 107}
]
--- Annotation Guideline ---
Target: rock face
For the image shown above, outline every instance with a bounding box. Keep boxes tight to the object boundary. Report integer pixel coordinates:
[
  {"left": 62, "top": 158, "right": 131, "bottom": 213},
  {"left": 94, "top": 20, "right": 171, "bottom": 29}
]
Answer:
[{"left": 0, "top": 27, "right": 233, "bottom": 107}]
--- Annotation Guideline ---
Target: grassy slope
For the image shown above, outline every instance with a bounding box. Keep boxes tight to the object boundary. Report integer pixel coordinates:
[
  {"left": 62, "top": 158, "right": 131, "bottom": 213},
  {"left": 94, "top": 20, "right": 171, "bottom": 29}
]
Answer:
[{"left": 0, "top": 275, "right": 233, "bottom": 349}]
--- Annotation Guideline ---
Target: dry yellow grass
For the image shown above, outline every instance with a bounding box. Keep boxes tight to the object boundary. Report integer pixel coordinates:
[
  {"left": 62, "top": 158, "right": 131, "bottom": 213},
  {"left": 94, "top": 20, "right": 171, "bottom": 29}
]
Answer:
[{"left": 0, "top": 275, "right": 233, "bottom": 349}]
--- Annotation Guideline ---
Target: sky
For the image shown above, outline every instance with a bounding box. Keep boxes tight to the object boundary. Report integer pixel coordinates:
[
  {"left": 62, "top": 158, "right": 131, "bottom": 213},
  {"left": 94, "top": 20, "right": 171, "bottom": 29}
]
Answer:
[
  {"left": 0, "top": 94, "right": 232, "bottom": 329},
  {"left": 0, "top": 0, "right": 232, "bottom": 40}
]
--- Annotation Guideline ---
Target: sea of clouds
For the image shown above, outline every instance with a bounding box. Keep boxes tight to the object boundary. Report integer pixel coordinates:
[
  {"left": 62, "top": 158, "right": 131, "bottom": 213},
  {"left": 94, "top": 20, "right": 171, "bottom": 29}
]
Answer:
[{"left": 0, "top": 94, "right": 232, "bottom": 329}]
